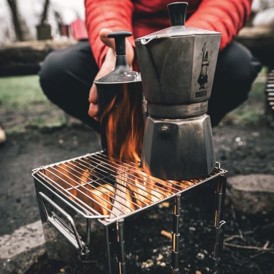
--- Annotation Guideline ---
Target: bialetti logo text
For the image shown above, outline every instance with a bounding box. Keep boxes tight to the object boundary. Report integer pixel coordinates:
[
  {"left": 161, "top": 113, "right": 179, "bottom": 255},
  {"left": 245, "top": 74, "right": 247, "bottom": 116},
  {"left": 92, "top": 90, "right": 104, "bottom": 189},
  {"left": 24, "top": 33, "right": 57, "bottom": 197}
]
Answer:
[{"left": 196, "top": 42, "right": 209, "bottom": 98}]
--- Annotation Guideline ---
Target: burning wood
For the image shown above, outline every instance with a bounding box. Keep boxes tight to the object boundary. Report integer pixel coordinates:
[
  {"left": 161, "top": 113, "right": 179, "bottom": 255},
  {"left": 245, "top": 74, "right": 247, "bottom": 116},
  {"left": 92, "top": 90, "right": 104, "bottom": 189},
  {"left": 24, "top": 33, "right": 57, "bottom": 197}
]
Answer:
[
  {"left": 110, "top": 167, "right": 136, "bottom": 218},
  {"left": 43, "top": 164, "right": 89, "bottom": 196},
  {"left": 75, "top": 184, "right": 115, "bottom": 215},
  {"left": 41, "top": 156, "right": 205, "bottom": 220}
]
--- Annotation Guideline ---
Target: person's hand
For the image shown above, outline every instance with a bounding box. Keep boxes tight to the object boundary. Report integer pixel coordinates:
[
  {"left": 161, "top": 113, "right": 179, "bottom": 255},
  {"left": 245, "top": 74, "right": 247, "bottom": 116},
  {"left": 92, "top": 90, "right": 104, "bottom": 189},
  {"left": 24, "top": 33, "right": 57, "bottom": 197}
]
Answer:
[{"left": 88, "top": 28, "right": 135, "bottom": 119}]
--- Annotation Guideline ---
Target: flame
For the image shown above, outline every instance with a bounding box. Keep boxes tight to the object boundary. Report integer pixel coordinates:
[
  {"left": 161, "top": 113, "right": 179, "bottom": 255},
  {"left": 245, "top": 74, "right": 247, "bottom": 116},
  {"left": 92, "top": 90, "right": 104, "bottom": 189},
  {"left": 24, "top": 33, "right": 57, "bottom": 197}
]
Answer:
[
  {"left": 100, "top": 83, "right": 144, "bottom": 163},
  {"left": 43, "top": 158, "right": 199, "bottom": 219},
  {"left": 42, "top": 82, "right": 202, "bottom": 218}
]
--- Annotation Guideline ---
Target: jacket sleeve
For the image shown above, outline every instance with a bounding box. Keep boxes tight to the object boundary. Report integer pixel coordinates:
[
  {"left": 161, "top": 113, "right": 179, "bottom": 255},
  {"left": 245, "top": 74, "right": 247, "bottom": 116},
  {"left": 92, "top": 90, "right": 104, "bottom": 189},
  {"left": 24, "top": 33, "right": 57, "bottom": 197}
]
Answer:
[
  {"left": 85, "top": 0, "right": 134, "bottom": 67},
  {"left": 186, "top": 0, "right": 252, "bottom": 50}
]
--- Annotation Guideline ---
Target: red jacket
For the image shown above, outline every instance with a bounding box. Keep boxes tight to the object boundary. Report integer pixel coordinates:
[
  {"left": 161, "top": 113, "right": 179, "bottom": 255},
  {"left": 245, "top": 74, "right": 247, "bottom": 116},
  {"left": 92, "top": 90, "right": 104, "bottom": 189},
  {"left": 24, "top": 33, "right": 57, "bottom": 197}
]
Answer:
[{"left": 85, "top": 0, "right": 251, "bottom": 67}]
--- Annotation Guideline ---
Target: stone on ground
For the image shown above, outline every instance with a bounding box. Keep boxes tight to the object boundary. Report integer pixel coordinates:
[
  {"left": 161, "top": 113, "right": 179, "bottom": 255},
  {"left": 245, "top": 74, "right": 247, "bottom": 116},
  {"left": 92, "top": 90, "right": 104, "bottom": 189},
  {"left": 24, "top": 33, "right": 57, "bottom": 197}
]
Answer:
[{"left": 228, "top": 174, "right": 274, "bottom": 214}]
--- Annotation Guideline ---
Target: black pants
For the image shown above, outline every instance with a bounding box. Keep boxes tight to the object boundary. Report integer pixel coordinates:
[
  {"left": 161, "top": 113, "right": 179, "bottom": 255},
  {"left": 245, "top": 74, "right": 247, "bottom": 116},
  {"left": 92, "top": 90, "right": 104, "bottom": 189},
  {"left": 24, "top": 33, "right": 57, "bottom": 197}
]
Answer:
[{"left": 39, "top": 40, "right": 261, "bottom": 130}]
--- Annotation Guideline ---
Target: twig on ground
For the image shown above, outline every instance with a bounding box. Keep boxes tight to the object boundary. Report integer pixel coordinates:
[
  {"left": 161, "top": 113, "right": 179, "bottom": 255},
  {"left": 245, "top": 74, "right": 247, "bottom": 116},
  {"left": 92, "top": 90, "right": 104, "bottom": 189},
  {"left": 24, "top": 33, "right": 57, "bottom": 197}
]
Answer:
[
  {"left": 224, "top": 234, "right": 243, "bottom": 242},
  {"left": 224, "top": 225, "right": 259, "bottom": 242},
  {"left": 224, "top": 241, "right": 274, "bottom": 253}
]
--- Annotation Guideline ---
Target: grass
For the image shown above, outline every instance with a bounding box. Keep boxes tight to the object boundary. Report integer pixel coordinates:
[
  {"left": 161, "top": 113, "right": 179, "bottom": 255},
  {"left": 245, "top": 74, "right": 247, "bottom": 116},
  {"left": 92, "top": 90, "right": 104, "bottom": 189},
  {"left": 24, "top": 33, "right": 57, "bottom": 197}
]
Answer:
[
  {"left": 221, "top": 69, "right": 267, "bottom": 126},
  {"left": 0, "top": 75, "right": 66, "bottom": 133},
  {"left": 0, "top": 76, "right": 46, "bottom": 109},
  {"left": 0, "top": 69, "right": 268, "bottom": 133}
]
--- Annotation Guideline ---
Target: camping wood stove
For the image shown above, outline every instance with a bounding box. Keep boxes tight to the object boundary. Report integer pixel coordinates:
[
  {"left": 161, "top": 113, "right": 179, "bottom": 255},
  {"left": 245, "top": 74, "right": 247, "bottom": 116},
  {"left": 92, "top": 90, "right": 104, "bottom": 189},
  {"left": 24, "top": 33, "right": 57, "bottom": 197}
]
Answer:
[{"left": 32, "top": 152, "right": 227, "bottom": 274}]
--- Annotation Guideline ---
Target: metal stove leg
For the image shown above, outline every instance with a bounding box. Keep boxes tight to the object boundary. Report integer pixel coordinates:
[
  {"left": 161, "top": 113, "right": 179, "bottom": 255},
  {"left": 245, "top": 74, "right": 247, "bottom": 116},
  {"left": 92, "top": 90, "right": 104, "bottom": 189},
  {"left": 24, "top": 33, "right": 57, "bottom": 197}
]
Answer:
[
  {"left": 105, "top": 226, "right": 112, "bottom": 274},
  {"left": 171, "top": 194, "right": 181, "bottom": 274},
  {"left": 212, "top": 172, "right": 227, "bottom": 274},
  {"left": 117, "top": 219, "right": 126, "bottom": 274}
]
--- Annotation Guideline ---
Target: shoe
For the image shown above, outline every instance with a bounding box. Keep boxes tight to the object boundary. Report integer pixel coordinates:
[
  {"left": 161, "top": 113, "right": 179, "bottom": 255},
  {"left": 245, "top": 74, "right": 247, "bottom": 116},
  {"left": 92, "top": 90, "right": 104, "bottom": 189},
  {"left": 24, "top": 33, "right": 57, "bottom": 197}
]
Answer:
[{"left": 0, "top": 127, "right": 6, "bottom": 144}]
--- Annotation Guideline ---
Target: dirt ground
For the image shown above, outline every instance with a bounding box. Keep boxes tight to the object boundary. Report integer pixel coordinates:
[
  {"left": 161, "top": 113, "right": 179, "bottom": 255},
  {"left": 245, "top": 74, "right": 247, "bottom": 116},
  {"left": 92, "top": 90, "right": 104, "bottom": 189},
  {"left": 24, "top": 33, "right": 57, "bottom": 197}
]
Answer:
[
  {"left": 0, "top": 74, "right": 274, "bottom": 273},
  {"left": 1, "top": 122, "right": 273, "bottom": 274}
]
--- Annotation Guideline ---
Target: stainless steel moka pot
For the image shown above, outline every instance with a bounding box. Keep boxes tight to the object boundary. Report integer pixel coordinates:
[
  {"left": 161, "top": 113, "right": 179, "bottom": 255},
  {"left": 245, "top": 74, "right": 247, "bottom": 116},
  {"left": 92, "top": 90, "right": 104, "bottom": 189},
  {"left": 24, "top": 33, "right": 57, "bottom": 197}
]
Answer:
[{"left": 135, "top": 2, "right": 221, "bottom": 180}]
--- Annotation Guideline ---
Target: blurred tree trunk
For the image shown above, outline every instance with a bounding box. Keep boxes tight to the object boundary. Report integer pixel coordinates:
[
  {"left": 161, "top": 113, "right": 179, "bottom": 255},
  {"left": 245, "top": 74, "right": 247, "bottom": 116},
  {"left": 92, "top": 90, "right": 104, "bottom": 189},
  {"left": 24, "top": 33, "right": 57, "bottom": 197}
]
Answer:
[
  {"left": 6, "top": 0, "right": 22, "bottom": 40},
  {"left": 40, "top": 0, "right": 50, "bottom": 25},
  {"left": 6, "top": 0, "right": 31, "bottom": 41}
]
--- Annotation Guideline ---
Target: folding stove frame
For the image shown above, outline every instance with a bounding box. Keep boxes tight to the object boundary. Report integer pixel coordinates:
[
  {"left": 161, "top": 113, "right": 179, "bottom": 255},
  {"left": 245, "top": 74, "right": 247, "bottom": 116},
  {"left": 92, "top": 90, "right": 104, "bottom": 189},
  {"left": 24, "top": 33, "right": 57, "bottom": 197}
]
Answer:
[{"left": 32, "top": 151, "right": 227, "bottom": 274}]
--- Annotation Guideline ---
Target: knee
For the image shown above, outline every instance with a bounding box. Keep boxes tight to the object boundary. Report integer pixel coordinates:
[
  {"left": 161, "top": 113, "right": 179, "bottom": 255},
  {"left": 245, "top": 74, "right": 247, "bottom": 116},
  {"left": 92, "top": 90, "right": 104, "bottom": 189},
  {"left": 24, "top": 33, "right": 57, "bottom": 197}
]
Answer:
[
  {"left": 39, "top": 51, "right": 66, "bottom": 102},
  {"left": 215, "top": 42, "right": 262, "bottom": 90}
]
